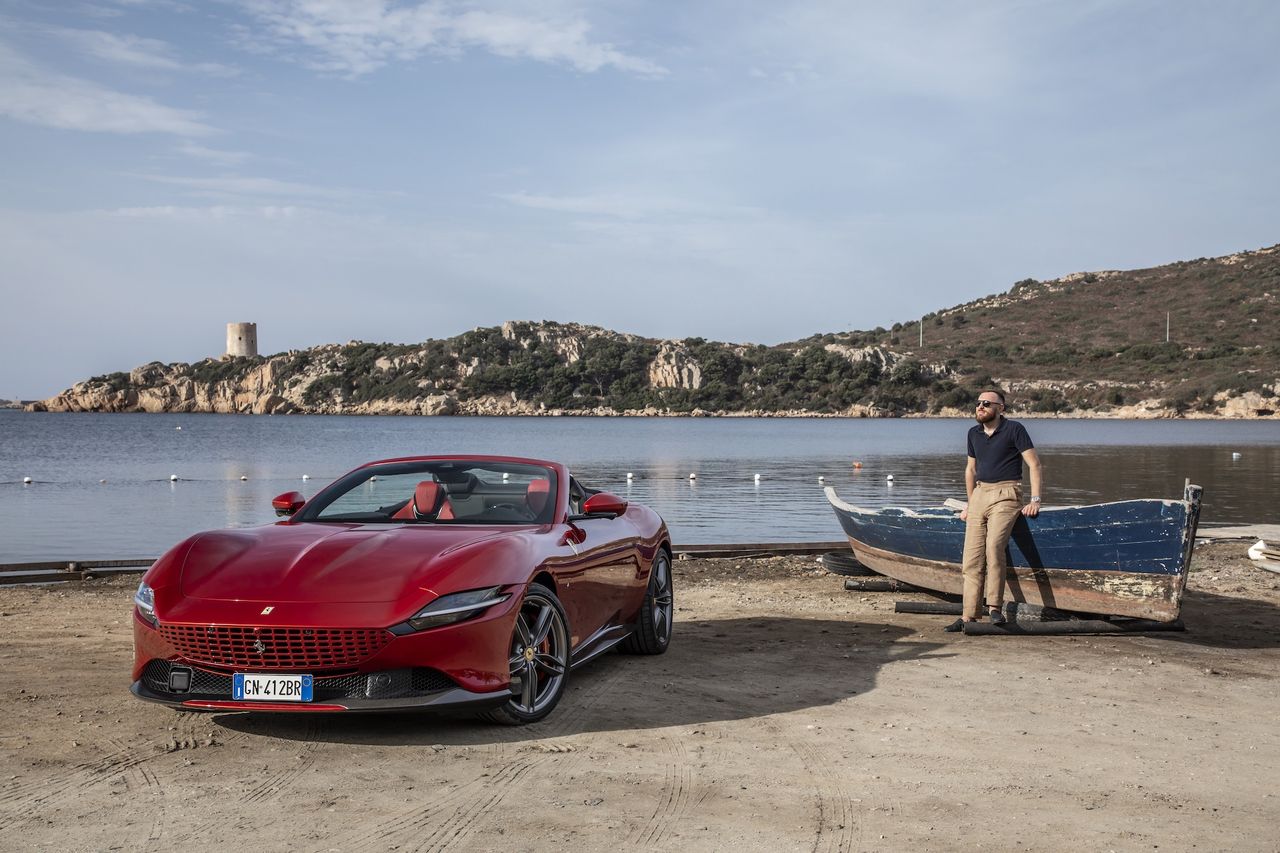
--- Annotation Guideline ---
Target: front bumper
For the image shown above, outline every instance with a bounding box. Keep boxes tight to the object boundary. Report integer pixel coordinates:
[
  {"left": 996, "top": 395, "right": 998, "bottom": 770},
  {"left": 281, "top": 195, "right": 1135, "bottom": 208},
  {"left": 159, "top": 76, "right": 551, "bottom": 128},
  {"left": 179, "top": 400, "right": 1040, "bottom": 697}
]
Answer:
[{"left": 131, "top": 660, "right": 511, "bottom": 713}]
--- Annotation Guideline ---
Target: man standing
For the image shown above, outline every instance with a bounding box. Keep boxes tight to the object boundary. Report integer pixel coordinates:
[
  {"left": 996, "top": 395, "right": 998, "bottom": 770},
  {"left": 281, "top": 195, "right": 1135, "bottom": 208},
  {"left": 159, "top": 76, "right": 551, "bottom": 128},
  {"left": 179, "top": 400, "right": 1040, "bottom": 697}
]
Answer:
[{"left": 945, "top": 390, "right": 1043, "bottom": 632}]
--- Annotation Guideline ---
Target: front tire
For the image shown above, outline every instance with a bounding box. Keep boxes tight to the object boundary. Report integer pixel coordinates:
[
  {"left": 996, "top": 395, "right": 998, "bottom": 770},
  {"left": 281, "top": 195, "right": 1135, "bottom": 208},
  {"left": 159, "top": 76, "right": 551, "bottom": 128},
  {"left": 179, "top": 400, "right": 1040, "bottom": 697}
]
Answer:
[
  {"left": 621, "top": 550, "right": 673, "bottom": 655},
  {"left": 480, "top": 583, "right": 570, "bottom": 725}
]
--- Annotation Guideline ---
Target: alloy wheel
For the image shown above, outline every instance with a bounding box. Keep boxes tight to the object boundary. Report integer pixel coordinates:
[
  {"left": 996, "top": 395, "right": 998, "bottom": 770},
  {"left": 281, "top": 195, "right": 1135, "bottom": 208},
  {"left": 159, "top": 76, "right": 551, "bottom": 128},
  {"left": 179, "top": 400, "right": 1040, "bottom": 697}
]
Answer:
[{"left": 507, "top": 591, "right": 568, "bottom": 716}]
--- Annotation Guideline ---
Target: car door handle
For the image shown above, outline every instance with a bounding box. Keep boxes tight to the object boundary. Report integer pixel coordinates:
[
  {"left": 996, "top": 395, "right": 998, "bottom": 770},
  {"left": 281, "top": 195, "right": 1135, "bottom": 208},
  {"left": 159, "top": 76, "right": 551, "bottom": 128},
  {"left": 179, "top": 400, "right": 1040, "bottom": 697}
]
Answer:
[{"left": 559, "top": 526, "right": 586, "bottom": 547}]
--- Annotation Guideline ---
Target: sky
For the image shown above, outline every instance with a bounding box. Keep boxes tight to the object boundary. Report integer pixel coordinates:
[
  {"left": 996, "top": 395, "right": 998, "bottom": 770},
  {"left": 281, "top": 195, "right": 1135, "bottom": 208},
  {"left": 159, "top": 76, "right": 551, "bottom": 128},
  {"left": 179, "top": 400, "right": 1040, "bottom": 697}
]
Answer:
[{"left": 2, "top": 0, "right": 1278, "bottom": 399}]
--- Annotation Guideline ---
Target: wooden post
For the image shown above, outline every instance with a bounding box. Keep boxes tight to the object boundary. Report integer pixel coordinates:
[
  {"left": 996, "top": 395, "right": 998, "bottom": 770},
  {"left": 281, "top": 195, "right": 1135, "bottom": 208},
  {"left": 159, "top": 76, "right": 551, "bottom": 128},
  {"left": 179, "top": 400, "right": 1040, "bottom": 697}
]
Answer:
[
  {"left": 894, "top": 601, "right": 963, "bottom": 615},
  {"left": 964, "top": 618, "right": 1185, "bottom": 635}
]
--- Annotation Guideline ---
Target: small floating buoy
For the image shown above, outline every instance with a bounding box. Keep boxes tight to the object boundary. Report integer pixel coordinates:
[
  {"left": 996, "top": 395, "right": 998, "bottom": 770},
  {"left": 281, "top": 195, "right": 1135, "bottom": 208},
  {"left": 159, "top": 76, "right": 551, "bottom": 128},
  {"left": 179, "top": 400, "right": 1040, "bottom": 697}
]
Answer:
[
  {"left": 239, "top": 475, "right": 248, "bottom": 481},
  {"left": 99, "top": 479, "right": 107, "bottom": 484},
  {"left": 753, "top": 474, "right": 761, "bottom": 482},
  {"left": 169, "top": 474, "right": 178, "bottom": 482},
  {"left": 502, "top": 472, "right": 510, "bottom": 480},
  {"left": 886, "top": 474, "right": 894, "bottom": 482},
  {"left": 852, "top": 461, "right": 862, "bottom": 469},
  {"left": 1232, "top": 452, "right": 1242, "bottom": 459},
  {"left": 626, "top": 472, "right": 634, "bottom": 480},
  {"left": 818, "top": 476, "right": 825, "bottom": 483},
  {"left": 175, "top": 426, "right": 182, "bottom": 431},
  {"left": 302, "top": 474, "right": 311, "bottom": 481},
  {"left": 689, "top": 473, "right": 697, "bottom": 480},
  {"left": 23, "top": 476, "right": 33, "bottom": 484},
  {"left": 370, "top": 475, "right": 377, "bottom": 482}
]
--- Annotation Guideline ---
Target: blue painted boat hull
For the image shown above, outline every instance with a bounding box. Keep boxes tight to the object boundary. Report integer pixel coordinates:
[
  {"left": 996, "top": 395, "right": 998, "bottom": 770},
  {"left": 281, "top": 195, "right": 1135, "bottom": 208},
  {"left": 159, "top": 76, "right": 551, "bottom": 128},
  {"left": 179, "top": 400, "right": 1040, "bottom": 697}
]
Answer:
[{"left": 825, "top": 485, "right": 1202, "bottom": 621}]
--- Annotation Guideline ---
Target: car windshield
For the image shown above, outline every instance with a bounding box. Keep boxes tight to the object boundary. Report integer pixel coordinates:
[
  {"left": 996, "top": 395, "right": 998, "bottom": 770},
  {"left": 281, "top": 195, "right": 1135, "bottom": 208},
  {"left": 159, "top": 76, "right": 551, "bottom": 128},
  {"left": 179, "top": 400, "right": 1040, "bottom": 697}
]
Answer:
[{"left": 297, "top": 460, "right": 558, "bottom": 525}]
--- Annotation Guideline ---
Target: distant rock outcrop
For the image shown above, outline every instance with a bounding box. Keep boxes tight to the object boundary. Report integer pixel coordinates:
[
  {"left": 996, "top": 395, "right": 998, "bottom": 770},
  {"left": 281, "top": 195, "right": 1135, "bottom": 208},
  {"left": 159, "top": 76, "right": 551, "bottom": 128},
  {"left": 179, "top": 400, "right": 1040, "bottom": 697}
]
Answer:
[
  {"left": 648, "top": 342, "right": 703, "bottom": 390},
  {"left": 24, "top": 242, "right": 1280, "bottom": 418}
]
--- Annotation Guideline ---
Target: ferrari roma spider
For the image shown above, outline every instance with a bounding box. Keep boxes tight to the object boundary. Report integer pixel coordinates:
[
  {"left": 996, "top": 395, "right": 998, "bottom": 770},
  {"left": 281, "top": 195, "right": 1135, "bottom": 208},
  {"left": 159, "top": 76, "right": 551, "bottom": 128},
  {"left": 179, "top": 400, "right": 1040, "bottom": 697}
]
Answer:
[{"left": 131, "top": 455, "right": 672, "bottom": 724}]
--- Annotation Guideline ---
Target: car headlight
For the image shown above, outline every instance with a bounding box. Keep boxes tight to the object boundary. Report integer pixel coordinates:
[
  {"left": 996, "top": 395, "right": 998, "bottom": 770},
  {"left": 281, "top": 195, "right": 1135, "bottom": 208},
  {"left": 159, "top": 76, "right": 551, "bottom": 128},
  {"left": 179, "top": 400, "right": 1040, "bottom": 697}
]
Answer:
[
  {"left": 134, "top": 581, "right": 158, "bottom": 627},
  {"left": 408, "top": 586, "right": 509, "bottom": 631}
]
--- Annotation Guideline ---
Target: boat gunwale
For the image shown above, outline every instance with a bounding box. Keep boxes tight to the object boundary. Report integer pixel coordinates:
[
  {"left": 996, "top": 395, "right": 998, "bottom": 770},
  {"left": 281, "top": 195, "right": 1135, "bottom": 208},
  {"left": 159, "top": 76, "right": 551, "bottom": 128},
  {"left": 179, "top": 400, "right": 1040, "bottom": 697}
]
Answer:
[{"left": 822, "top": 486, "right": 1189, "bottom": 519}]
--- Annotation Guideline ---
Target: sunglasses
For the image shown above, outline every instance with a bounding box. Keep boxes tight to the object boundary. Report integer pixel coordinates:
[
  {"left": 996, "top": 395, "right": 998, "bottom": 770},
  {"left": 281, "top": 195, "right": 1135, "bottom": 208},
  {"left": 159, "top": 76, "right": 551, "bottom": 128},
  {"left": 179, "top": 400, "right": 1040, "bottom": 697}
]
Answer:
[{"left": 976, "top": 400, "right": 1003, "bottom": 409}]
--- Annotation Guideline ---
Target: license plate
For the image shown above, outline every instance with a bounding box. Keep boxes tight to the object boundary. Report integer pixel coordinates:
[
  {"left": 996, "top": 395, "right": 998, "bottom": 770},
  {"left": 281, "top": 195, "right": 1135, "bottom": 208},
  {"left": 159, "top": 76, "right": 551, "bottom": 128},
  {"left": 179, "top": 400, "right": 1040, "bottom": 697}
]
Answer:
[{"left": 233, "top": 673, "right": 313, "bottom": 702}]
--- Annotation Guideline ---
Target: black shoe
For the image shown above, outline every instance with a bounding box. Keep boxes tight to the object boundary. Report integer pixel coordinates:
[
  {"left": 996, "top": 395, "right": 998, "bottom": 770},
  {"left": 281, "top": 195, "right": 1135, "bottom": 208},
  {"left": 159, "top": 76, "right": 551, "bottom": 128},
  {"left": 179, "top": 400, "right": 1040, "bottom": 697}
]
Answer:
[
  {"left": 943, "top": 618, "right": 965, "bottom": 633},
  {"left": 989, "top": 609, "right": 1007, "bottom": 625}
]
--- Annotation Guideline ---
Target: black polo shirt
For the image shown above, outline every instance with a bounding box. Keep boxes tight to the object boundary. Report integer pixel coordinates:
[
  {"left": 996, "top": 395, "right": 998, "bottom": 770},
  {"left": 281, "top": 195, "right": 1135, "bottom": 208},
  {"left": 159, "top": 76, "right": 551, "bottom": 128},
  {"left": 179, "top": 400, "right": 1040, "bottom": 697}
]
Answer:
[{"left": 967, "top": 417, "right": 1034, "bottom": 482}]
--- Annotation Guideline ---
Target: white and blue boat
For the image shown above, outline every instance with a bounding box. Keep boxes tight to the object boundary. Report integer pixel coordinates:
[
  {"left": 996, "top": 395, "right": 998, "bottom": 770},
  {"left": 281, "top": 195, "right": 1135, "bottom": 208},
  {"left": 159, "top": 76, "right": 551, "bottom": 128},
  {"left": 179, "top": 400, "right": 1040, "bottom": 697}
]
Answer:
[{"left": 824, "top": 483, "right": 1203, "bottom": 621}]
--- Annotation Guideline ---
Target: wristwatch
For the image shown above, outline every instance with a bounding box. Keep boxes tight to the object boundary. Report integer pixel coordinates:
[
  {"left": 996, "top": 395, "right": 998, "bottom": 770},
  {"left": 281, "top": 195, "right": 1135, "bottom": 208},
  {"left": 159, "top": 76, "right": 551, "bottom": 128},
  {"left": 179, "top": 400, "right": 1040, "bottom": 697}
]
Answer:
[{"left": 1029, "top": 496, "right": 1042, "bottom": 503}]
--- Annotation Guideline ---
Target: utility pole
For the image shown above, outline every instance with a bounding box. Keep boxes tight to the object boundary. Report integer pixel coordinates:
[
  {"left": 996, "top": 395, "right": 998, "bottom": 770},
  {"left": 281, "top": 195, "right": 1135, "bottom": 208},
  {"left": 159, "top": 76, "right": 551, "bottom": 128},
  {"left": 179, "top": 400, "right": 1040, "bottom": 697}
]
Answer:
[
  {"left": 1166, "top": 312, "right": 1170, "bottom": 343},
  {"left": 919, "top": 318, "right": 923, "bottom": 347}
]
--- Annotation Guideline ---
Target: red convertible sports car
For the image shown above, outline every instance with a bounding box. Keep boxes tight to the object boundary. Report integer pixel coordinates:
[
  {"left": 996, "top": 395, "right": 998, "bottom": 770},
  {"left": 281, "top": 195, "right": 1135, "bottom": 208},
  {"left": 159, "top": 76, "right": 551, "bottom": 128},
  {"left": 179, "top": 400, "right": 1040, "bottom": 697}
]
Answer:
[{"left": 131, "top": 455, "right": 673, "bottom": 724}]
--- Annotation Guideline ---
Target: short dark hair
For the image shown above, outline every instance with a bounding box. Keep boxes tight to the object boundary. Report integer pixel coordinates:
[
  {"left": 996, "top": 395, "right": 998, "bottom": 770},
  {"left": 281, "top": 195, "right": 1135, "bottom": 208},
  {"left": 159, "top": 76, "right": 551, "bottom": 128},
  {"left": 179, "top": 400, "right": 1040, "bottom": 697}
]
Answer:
[{"left": 982, "top": 389, "right": 1007, "bottom": 405}]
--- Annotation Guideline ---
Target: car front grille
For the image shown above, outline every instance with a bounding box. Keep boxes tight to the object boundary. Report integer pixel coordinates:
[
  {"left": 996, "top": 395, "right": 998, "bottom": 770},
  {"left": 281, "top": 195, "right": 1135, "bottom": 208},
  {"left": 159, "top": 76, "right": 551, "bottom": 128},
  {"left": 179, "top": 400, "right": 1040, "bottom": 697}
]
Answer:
[
  {"left": 141, "top": 660, "right": 457, "bottom": 701},
  {"left": 157, "top": 624, "right": 393, "bottom": 669}
]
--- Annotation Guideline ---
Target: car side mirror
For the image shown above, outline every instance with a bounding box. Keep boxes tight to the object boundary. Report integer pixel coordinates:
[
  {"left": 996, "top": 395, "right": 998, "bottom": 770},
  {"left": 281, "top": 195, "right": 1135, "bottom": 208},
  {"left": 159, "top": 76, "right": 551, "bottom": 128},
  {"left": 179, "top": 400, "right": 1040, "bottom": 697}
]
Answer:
[
  {"left": 582, "top": 492, "right": 627, "bottom": 518},
  {"left": 272, "top": 491, "right": 306, "bottom": 517}
]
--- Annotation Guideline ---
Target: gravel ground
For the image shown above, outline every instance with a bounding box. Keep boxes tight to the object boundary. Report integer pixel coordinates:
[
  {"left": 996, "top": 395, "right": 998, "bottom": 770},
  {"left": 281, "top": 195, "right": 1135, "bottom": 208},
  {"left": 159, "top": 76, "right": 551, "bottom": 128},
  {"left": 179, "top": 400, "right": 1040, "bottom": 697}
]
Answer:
[{"left": 1, "top": 540, "right": 1276, "bottom": 852}]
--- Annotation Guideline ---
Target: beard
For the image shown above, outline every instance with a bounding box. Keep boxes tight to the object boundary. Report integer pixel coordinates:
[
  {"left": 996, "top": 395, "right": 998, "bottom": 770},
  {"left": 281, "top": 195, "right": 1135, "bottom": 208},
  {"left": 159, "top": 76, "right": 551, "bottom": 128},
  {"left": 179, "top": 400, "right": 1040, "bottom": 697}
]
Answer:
[{"left": 974, "top": 408, "right": 999, "bottom": 425}]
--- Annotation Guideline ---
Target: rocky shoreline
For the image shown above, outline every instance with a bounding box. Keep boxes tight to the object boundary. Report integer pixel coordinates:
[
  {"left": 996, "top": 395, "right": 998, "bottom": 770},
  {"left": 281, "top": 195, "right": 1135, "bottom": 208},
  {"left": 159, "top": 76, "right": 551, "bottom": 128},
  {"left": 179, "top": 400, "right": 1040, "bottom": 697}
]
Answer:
[
  {"left": 23, "top": 394, "right": 1280, "bottom": 419},
  {"left": 22, "top": 316, "right": 1280, "bottom": 420}
]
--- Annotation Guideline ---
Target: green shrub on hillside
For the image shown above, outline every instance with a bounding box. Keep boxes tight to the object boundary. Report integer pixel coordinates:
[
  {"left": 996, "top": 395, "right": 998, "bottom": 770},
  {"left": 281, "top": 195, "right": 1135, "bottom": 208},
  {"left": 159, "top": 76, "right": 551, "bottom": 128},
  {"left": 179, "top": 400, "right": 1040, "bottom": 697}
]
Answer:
[
  {"left": 188, "top": 357, "right": 263, "bottom": 384},
  {"left": 88, "top": 372, "right": 132, "bottom": 392},
  {"left": 1121, "top": 342, "right": 1185, "bottom": 363}
]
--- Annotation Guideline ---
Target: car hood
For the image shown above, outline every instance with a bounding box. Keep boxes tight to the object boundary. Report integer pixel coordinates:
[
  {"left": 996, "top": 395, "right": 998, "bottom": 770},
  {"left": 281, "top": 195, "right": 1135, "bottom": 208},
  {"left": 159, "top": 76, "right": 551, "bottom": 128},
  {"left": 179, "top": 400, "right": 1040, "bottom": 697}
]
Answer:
[{"left": 178, "top": 522, "right": 521, "bottom": 605}]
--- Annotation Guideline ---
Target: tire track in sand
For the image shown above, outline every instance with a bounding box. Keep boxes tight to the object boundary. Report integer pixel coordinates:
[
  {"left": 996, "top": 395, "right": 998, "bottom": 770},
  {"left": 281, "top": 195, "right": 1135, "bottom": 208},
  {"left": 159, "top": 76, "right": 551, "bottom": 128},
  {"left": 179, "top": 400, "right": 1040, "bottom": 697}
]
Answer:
[
  {"left": 329, "top": 756, "right": 548, "bottom": 853},
  {"left": 407, "top": 755, "right": 557, "bottom": 853},
  {"left": 163, "top": 716, "right": 326, "bottom": 846},
  {"left": 317, "top": 659, "right": 619, "bottom": 852},
  {"left": 330, "top": 727, "right": 590, "bottom": 853},
  {"left": 541, "top": 660, "right": 628, "bottom": 738},
  {"left": 627, "top": 731, "right": 695, "bottom": 848},
  {"left": 764, "top": 719, "right": 858, "bottom": 853},
  {"left": 125, "top": 762, "right": 166, "bottom": 848},
  {"left": 240, "top": 717, "right": 324, "bottom": 804},
  {"left": 0, "top": 738, "right": 158, "bottom": 830}
]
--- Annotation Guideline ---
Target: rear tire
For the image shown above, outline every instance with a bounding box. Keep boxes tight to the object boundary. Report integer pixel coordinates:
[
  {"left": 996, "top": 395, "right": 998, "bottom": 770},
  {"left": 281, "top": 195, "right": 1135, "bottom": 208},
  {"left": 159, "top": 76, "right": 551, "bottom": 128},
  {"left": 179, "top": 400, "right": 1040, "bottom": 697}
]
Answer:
[
  {"left": 479, "top": 583, "right": 570, "bottom": 726},
  {"left": 621, "top": 550, "right": 673, "bottom": 655}
]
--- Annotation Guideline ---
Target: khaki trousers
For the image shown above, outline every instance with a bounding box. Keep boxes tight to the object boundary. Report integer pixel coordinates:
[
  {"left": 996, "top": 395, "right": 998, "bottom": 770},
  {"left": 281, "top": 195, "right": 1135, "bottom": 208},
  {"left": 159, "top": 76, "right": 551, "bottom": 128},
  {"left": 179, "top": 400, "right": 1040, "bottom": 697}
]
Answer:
[{"left": 961, "top": 480, "right": 1023, "bottom": 619}]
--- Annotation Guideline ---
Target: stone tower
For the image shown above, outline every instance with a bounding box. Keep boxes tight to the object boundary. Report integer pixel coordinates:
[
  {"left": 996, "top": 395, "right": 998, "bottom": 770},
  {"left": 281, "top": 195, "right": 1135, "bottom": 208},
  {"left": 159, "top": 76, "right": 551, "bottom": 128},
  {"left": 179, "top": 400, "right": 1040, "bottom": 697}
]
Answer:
[{"left": 225, "top": 322, "right": 258, "bottom": 358}]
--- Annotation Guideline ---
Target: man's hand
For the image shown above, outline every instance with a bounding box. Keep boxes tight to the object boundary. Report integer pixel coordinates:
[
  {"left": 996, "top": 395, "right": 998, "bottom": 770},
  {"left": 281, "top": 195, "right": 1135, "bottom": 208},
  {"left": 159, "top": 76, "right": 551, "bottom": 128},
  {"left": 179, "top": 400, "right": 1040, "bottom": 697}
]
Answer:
[
  {"left": 959, "top": 509, "right": 969, "bottom": 521},
  {"left": 1021, "top": 501, "right": 1040, "bottom": 518}
]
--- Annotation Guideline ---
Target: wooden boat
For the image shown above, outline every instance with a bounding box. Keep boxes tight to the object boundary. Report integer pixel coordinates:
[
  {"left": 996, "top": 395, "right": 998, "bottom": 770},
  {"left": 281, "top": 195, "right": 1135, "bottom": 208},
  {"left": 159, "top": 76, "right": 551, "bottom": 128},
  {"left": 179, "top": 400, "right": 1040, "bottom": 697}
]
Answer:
[{"left": 824, "top": 483, "right": 1203, "bottom": 621}]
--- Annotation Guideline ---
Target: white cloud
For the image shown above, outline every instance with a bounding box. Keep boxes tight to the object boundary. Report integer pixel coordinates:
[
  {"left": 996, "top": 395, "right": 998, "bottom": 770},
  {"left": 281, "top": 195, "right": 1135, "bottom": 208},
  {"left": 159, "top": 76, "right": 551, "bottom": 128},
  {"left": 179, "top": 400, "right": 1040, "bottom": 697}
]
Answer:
[
  {"left": 499, "top": 190, "right": 761, "bottom": 221},
  {"left": 693, "top": 0, "right": 1063, "bottom": 101},
  {"left": 176, "top": 141, "right": 253, "bottom": 165},
  {"left": 449, "top": 10, "right": 663, "bottom": 74},
  {"left": 53, "top": 28, "right": 241, "bottom": 76},
  {"left": 135, "top": 173, "right": 355, "bottom": 201},
  {"left": 0, "top": 42, "right": 214, "bottom": 135},
  {"left": 236, "top": 0, "right": 666, "bottom": 77},
  {"left": 112, "top": 204, "right": 303, "bottom": 219},
  {"left": 57, "top": 28, "right": 167, "bottom": 68}
]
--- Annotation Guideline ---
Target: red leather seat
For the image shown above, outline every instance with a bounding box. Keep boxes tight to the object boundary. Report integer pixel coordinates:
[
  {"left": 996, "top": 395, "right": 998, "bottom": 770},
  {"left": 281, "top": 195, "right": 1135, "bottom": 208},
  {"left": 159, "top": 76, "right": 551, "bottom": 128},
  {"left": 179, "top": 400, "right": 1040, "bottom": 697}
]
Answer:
[
  {"left": 392, "top": 481, "right": 454, "bottom": 520},
  {"left": 526, "top": 478, "right": 551, "bottom": 517}
]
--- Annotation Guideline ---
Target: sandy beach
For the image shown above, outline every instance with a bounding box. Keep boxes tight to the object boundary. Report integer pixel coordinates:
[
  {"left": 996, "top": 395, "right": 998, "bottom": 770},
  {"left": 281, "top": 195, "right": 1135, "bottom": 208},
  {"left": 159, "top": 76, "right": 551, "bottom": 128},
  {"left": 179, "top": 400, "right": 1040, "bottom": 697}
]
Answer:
[{"left": 1, "top": 540, "right": 1276, "bottom": 852}]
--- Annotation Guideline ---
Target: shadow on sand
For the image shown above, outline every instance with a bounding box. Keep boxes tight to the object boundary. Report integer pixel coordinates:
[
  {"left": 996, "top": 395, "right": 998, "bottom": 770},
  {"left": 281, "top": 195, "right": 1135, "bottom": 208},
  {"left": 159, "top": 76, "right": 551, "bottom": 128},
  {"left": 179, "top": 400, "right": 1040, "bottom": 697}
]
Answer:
[
  {"left": 1162, "top": 586, "right": 1280, "bottom": 650},
  {"left": 214, "top": 615, "right": 948, "bottom": 745}
]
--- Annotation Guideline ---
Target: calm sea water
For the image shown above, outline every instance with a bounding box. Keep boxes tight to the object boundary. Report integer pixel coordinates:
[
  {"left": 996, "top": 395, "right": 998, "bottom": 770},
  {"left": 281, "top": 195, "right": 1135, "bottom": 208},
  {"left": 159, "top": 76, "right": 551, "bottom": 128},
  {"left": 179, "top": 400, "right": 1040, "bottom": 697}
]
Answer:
[{"left": 1, "top": 410, "right": 1277, "bottom": 561}]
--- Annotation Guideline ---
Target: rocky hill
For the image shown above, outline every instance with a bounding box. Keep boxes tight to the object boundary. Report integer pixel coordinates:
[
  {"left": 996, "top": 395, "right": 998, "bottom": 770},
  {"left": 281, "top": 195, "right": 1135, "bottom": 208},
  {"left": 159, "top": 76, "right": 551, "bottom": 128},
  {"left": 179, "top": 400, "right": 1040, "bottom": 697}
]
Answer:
[{"left": 28, "top": 244, "right": 1280, "bottom": 418}]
